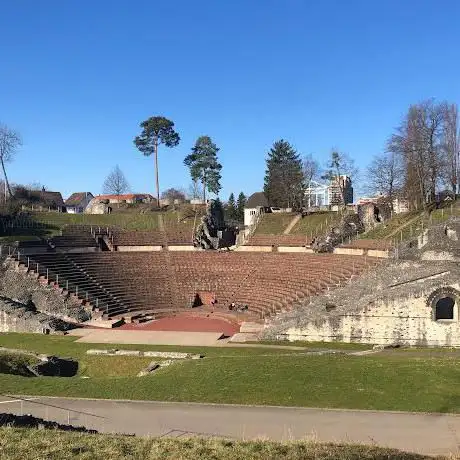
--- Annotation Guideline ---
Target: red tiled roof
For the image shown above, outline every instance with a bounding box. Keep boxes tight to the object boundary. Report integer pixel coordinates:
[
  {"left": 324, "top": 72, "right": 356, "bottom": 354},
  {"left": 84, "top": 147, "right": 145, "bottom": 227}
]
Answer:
[{"left": 65, "top": 192, "right": 93, "bottom": 206}]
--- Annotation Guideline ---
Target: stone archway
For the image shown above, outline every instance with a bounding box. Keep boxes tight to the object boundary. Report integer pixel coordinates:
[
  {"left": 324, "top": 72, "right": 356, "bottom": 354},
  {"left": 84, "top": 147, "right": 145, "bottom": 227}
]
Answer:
[{"left": 426, "top": 287, "right": 460, "bottom": 321}]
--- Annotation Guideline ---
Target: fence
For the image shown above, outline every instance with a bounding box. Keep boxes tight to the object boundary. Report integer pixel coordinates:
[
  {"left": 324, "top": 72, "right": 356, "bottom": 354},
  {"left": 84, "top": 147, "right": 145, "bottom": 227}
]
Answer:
[
  {"left": 7, "top": 250, "right": 109, "bottom": 316},
  {"left": 0, "top": 394, "right": 106, "bottom": 432}
]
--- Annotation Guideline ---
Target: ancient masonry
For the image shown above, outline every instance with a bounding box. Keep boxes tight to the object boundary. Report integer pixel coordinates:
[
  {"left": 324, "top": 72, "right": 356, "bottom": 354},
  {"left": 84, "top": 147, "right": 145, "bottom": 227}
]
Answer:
[
  {"left": 0, "top": 258, "right": 84, "bottom": 333},
  {"left": 264, "top": 218, "right": 460, "bottom": 347}
]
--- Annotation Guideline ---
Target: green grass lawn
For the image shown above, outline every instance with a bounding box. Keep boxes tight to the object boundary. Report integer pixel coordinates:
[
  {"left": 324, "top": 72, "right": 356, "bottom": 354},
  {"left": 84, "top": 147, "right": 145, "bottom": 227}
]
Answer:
[
  {"left": 1, "top": 333, "right": 460, "bottom": 413},
  {"left": 30, "top": 212, "right": 162, "bottom": 231},
  {"left": 290, "top": 212, "right": 341, "bottom": 236},
  {"left": 0, "top": 350, "right": 38, "bottom": 376},
  {"left": 0, "top": 428, "right": 431, "bottom": 460},
  {"left": 360, "top": 210, "right": 423, "bottom": 240},
  {"left": 254, "top": 213, "right": 297, "bottom": 234},
  {"left": 251, "top": 340, "right": 370, "bottom": 350}
]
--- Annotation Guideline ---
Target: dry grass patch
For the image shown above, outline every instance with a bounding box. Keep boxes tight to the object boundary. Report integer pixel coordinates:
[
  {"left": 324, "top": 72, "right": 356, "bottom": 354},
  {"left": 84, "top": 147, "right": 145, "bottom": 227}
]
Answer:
[{"left": 0, "top": 428, "right": 434, "bottom": 460}]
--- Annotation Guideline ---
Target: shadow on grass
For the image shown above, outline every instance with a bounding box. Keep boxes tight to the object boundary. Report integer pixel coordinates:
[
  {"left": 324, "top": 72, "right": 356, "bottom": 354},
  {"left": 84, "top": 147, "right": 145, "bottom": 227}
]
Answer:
[{"left": 0, "top": 213, "right": 60, "bottom": 240}]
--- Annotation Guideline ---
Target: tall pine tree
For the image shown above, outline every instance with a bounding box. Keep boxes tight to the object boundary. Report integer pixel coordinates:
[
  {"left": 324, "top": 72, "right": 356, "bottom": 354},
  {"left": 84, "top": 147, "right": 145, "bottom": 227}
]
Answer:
[
  {"left": 264, "top": 140, "right": 304, "bottom": 209},
  {"left": 226, "top": 192, "right": 237, "bottom": 221},
  {"left": 236, "top": 192, "right": 246, "bottom": 222},
  {"left": 184, "top": 136, "right": 222, "bottom": 202}
]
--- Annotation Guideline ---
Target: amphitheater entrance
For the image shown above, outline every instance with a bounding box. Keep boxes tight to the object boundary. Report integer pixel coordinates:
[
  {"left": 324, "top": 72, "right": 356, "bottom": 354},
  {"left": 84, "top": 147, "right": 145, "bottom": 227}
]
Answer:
[
  {"left": 435, "top": 297, "right": 455, "bottom": 320},
  {"left": 193, "top": 291, "right": 217, "bottom": 307}
]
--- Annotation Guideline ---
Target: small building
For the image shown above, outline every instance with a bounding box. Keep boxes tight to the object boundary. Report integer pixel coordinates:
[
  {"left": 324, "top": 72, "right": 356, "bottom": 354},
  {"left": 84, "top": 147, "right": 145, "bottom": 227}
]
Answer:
[
  {"left": 305, "top": 181, "right": 329, "bottom": 208},
  {"left": 65, "top": 192, "right": 94, "bottom": 214},
  {"left": 26, "top": 190, "right": 65, "bottom": 212},
  {"left": 93, "top": 193, "right": 155, "bottom": 205},
  {"left": 244, "top": 192, "right": 268, "bottom": 228},
  {"left": 328, "top": 175, "right": 353, "bottom": 206},
  {"left": 358, "top": 195, "right": 410, "bottom": 215},
  {"left": 305, "top": 176, "right": 353, "bottom": 209}
]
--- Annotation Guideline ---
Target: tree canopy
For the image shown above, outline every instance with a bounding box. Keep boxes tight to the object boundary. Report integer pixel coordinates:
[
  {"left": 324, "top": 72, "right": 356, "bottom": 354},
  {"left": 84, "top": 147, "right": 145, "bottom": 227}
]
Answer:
[
  {"left": 264, "top": 139, "right": 304, "bottom": 209},
  {"left": 184, "top": 136, "right": 222, "bottom": 202},
  {"left": 236, "top": 192, "right": 246, "bottom": 222},
  {"left": 161, "top": 188, "right": 186, "bottom": 202},
  {"left": 226, "top": 192, "right": 237, "bottom": 221},
  {"left": 387, "top": 99, "right": 459, "bottom": 208},
  {"left": 133, "top": 116, "right": 180, "bottom": 206}
]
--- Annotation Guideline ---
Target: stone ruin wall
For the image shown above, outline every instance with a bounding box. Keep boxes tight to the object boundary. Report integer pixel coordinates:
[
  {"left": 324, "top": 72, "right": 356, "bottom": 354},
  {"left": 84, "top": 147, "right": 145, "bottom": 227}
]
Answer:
[
  {"left": 277, "top": 285, "right": 460, "bottom": 346},
  {"left": 0, "top": 258, "right": 88, "bottom": 333}
]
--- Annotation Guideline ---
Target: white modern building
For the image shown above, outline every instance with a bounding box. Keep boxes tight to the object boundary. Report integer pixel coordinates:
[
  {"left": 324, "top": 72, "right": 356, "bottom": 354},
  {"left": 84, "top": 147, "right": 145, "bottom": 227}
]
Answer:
[{"left": 305, "top": 176, "right": 353, "bottom": 208}]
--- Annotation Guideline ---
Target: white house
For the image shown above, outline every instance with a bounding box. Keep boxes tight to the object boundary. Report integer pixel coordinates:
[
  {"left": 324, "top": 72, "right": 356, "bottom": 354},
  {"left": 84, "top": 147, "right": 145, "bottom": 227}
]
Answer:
[
  {"left": 244, "top": 192, "right": 268, "bottom": 227},
  {"left": 65, "top": 192, "right": 94, "bottom": 214}
]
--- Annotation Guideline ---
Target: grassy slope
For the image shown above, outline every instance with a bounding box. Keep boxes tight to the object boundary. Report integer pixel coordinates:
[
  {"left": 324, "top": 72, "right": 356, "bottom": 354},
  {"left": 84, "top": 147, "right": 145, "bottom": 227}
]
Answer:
[
  {"left": 0, "top": 208, "right": 205, "bottom": 241},
  {"left": 290, "top": 212, "right": 341, "bottom": 235},
  {"left": 0, "top": 351, "right": 38, "bottom": 376},
  {"left": 359, "top": 210, "right": 423, "bottom": 240},
  {"left": 30, "top": 212, "right": 161, "bottom": 231},
  {"left": 1, "top": 334, "right": 460, "bottom": 413},
  {"left": 0, "top": 428, "right": 431, "bottom": 460},
  {"left": 254, "top": 213, "right": 297, "bottom": 234},
  {"left": 361, "top": 204, "right": 460, "bottom": 242}
]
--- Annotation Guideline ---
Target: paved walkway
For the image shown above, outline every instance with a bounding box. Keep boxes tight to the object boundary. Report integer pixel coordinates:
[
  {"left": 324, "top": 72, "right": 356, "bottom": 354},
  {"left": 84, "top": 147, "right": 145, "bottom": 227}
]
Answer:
[
  {"left": 283, "top": 214, "right": 302, "bottom": 234},
  {"left": 70, "top": 329, "right": 224, "bottom": 346},
  {"left": 1, "top": 396, "right": 459, "bottom": 456}
]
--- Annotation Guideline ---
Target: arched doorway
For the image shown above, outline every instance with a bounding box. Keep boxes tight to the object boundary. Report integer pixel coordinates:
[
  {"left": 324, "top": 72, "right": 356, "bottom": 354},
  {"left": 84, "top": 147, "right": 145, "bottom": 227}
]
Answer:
[{"left": 435, "top": 297, "right": 455, "bottom": 320}]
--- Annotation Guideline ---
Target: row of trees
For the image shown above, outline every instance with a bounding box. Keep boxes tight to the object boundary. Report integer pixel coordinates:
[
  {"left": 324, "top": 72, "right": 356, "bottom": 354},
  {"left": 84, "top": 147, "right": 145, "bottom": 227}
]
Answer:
[
  {"left": 264, "top": 139, "right": 356, "bottom": 209},
  {"left": 367, "top": 99, "right": 459, "bottom": 209},
  {"left": 133, "top": 116, "right": 222, "bottom": 206},
  {"left": 225, "top": 192, "right": 246, "bottom": 222}
]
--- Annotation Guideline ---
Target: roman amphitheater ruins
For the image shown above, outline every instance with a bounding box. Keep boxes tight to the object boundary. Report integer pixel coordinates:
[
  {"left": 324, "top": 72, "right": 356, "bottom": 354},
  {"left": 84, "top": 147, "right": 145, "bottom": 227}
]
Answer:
[{"left": 2, "top": 201, "right": 460, "bottom": 347}]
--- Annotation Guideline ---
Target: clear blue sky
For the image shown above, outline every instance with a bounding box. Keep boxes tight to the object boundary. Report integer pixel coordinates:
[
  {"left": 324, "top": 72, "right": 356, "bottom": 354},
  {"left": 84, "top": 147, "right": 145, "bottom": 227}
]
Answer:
[{"left": 2, "top": 0, "right": 460, "bottom": 201}]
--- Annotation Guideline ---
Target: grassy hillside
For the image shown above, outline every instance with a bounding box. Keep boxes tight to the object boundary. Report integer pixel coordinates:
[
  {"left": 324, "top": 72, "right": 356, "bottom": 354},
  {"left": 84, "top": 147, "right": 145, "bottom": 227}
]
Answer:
[
  {"left": 0, "top": 428, "right": 430, "bottom": 460},
  {"left": 1, "top": 333, "right": 460, "bottom": 413},
  {"left": 0, "top": 350, "right": 38, "bottom": 376},
  {"left": 0, "top": 206, "right": 206, "bottom": 242},
  {"left": 360, "top": 210, "right": 423, "bottom": 240},
  {"left": 254, "top": 213, "right": 297, "bottom": 234},
  {"left": 361, "top": 202, "right": 460, "bottom": 242},
  {"left": 290, "top": 212, "right": 341, "bottom": 236}
]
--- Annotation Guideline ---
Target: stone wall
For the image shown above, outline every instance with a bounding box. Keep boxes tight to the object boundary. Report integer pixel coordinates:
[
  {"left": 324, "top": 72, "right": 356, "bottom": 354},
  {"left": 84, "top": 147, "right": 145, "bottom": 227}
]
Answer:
[
  {"left": 0, "top": 299, "right": 74, "bottom": 333},
  {"left": 0, "top": 259, "right": 90, "bottom": 322},
  {"left": 277, "top": 290, "right": 460, "bottom": 346},
  {"left": 264, "top": 260, "right": 460, "bottom": 347}
]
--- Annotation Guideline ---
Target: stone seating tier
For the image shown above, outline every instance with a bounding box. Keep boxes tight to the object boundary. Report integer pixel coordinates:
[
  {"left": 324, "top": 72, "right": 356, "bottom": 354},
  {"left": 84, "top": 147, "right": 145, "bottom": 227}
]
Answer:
[{"left": 16, "top": 252, "right": 378, "bottom": 320}]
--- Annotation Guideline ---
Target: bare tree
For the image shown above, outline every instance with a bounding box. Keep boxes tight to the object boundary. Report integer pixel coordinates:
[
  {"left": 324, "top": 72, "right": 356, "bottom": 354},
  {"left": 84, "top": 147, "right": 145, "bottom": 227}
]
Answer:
[
  {"left": 440, "top": 102, "right": 459, "bottom": 194},
  {"left": 102, "top": 165, "right": 130, "bottom": 205},
  {"left": 303, "top": 154, "right": 320, "bottom": 188},
  {"left": 366, "top": 151, "right": 403, "bottom": 210},
  {"left": 161, "top": 187, "right": 186, "bottom": 202},
  {"left": 388, "top": 100, "right": 445, "bottom": 209},
  {"left": 0, "top": 124, "right": 22, "bottom": 198},
  {"left": 187, "top": 179, "right": 203, "bottom": 201}
]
